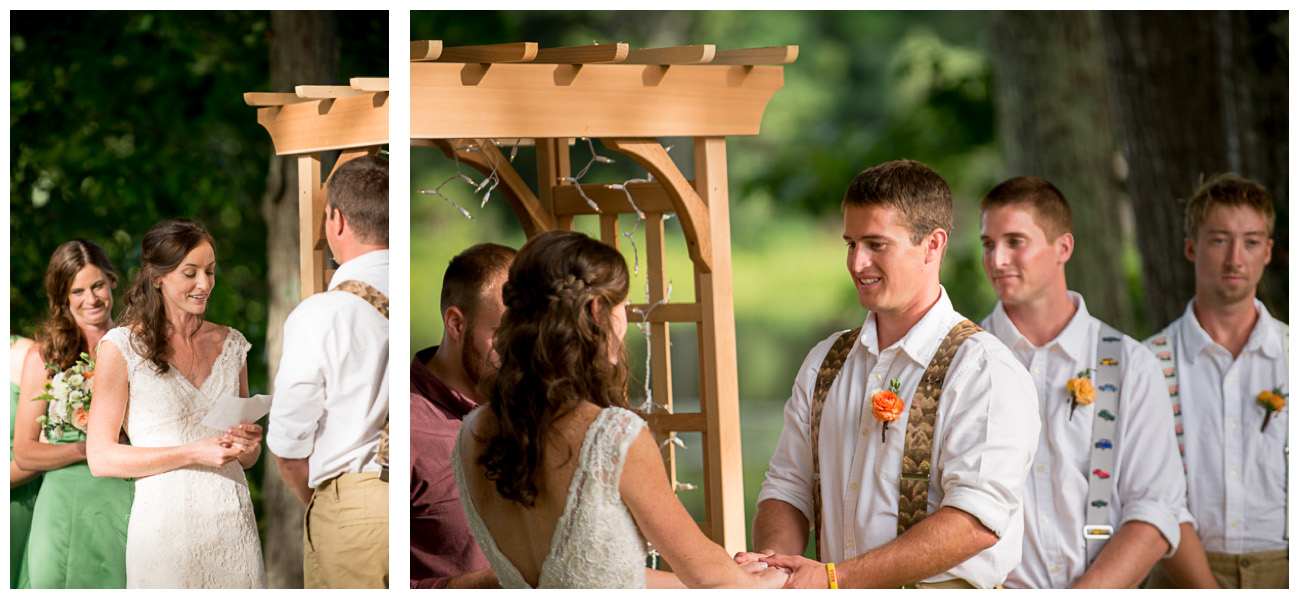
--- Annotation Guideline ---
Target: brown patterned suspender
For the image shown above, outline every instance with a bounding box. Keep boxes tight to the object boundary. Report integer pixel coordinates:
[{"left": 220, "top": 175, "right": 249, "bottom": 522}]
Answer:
[
  {"left": 810, "top": 328, "right": 862, "bottom": 561},
  {"left": 334, "top": 280, "right": 390, "bottom": 482},
  {"left": 810, "top": 320, "right": 983, "bottom": 560}
]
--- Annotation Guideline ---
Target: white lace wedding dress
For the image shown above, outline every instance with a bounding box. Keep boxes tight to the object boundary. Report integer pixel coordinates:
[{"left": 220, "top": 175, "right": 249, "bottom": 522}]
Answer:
[
  {"left": 453, "top": 406, "right": 651, "bottom": 588},
  {"left": 102, "top": 327, "right": 266, "bottom": 589}
]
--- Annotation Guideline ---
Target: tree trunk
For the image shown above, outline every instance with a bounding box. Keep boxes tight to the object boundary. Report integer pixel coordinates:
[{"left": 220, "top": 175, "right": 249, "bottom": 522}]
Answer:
[
  {"left": 988, "top": 11, "right": 1135, "bottom": 333},
  {"left": 261, "top": 10, "right": 338, "bottom": 589},
  {"left": 1100, "top": 11, "right": 1288, "bottom": 329}
]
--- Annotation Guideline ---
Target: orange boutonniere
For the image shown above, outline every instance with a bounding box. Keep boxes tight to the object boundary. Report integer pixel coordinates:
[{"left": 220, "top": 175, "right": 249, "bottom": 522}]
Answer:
[
  {"left": 871, "top": 377, "right": 905, "bottom": 443},
  {"left": 1066, "top": 369, "right": 1096, "bottom": 421},
  {"left": 1257, "top": 388, "right": 1286, "bottom": 432}
]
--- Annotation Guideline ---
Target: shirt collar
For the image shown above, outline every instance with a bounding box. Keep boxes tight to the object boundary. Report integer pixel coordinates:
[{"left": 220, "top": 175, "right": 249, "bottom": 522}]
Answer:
[
  {"left": 1178, "top": 296, "right": 1283, "bottom": 361},
  {"left": 328, "top": 249, "right": 389, "bottom": 291},
  {"left": 860, "top": 286, "right": 957, "bottom": 366},
  {"left": 984, "top": 291, "right": 1090, "bottom": 362},
  {"left": 410, "top": 345, "right": 478, "bottom": 418}
]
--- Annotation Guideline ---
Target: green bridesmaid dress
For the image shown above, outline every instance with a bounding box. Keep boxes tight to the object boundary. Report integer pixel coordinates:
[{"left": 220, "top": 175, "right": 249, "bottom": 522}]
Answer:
[
  {"left": 23, "top": 359, "right": 133, "bottom": 589},
  {"left": 10, "top": 335, "right": 41, "bottom": 589}
]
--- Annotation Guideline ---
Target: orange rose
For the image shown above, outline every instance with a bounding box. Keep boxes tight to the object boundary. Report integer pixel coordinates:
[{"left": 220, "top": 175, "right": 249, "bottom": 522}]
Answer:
[
  {"left": 1270, "top": 393, "right": 1286, "bottom": 412},
  {"left": 82, "top": 368, "right": 94, "bottom": 380},
  {"left": 872, "top": 390, "right": 904, "bottom": 423},
  {"left": 1069, "top": 378, "right": 1096, "bottom": 405},
  {"left": 72, "top": 407, "right": 90, "bottom": 432}
]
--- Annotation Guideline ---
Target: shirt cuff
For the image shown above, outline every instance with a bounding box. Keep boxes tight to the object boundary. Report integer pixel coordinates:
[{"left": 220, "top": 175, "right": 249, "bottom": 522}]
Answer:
[
  {"left": 941, "top": 486, "right": 1012, "bottom": 539},
  {"left": 755, "top": 486, "right": 815, "bottom": 526},
  {"left": 1120, "top": 503, "right": 1182, "bottom": 558},
  {"left": 266, "top": 430, "right": 314, "bottom": 460}
]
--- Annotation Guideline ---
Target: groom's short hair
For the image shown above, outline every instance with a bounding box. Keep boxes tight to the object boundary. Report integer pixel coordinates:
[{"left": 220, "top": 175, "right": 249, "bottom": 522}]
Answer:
[
  {"left": 327, "top": 155, "right": 388, "bottom": 246},
  {"left": 440, "top": 243, "right": 516, "bottom": 325}
]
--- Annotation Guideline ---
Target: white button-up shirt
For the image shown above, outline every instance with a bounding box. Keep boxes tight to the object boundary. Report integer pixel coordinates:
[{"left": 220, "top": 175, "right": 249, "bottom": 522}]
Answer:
[
  {"left": 1157, "top": 298, "right": 1287, "bottom": 554},
  {"left": 983, "top": 293, "right": 1186, "bottom": 588},
  {"left": 758, "top": 287, "right": 1040, "bottom": 589},
  {"left": 268, "top": 249, "right": 390, "bottom": 488}
]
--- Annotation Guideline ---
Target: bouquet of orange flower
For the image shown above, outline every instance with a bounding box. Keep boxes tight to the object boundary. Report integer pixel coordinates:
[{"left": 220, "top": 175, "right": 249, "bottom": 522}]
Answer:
[
  {"left": 1066, "top": 369, "right": 1095, "bottom": 421},
  {"left": 33, "top": 352, "right": 95, "bottom": 441},
  {"left": 871, "top": 377, "right": 905, "bottom": 443},
  {"left": 1257, "top": 388, "right": 1286, "bottom": 432}
]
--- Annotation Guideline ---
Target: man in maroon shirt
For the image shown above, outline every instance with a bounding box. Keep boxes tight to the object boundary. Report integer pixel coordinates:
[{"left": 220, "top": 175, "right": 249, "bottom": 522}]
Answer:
[{"left": 410, "top": 243, "right": 515, "bottom": 588}]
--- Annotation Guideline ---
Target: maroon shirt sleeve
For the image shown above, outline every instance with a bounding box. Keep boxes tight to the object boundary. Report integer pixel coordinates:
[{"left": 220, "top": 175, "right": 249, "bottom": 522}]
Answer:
[{"left": 410, "top": 356, "right": 491, "bottom": 588}]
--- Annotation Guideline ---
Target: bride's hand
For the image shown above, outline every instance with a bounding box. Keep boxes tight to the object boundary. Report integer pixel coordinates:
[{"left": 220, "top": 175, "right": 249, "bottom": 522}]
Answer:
[
  {"left": 188, "top": 437, "right": 241, "bottom": 467},
  {"left": 223, "top": 423, "right": 262, "bottom": 455},
  {"left": 750, "top": 564, "right": 790, "bottom": 589}
]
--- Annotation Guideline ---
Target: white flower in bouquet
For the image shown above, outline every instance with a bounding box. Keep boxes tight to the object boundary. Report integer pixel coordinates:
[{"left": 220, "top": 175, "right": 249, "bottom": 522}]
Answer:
[{"left": 33, "top": 354, "right": 97, "bottom": 441}]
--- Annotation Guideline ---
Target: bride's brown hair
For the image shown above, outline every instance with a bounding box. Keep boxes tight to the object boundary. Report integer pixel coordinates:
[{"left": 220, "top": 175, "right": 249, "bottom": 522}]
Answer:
[
  {"left": 34, "top": 239, "right": 118, "bottom": 373},
  {"left": 479, "top": 230, "right": 631, "bottom": 507},
  {"left": 119, "top": 218, "right": 216, "bottom": 375}
]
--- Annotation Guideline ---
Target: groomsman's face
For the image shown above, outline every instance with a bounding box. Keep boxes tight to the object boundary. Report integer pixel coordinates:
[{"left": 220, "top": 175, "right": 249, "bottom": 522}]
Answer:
[
  {"left": 980, "top": 204, "right": 1070, "bottom": 308},
  {"left": 1185, "top": 203, "right": 1273, "bottom": 308},
  {"left": 68, "top": 265, "right": 115, "bottom": 328},
  {"left": 158, "top": 242, "right": 216, "bottom": 316}
]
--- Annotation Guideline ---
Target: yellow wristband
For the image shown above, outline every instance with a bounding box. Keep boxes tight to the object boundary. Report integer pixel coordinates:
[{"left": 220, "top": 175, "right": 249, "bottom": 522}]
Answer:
[{"left": 826, "top": 562, "right": 838, "bottom": 589}]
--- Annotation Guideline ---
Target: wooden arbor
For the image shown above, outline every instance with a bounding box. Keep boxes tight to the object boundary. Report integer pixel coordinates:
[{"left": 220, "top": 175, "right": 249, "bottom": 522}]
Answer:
[
  {"left": 245, "top": 78, "right": 389, "bottom": 299},
  {"left": 413, "top": 41, "right": 795, "bottom": 553}
]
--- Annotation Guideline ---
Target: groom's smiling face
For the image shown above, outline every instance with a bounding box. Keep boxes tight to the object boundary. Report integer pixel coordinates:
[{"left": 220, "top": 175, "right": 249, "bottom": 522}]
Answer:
[{"left": 157, "top": 241, "right": 216, "bottom": 316}]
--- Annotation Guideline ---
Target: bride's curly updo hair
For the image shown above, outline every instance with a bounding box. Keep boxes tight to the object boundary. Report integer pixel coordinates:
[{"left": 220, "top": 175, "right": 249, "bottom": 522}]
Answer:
[
  {"left": 119, "top": 218, "right": 216, "bottom": 375},
  {"left": 34, "top": 239, "right": 118, "bottom": 373},
  {"left": 480, "top": 229, "right": 631, "bottom": 507}
]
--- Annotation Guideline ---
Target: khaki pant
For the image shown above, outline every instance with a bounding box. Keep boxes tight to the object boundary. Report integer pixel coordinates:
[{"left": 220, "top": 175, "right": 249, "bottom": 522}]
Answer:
[
  {"left": 303, "top": 472, "right": 389, "bottom": 589},
  {"left": 1145, "top": 549, "right": 1288, "bottom": 589}
]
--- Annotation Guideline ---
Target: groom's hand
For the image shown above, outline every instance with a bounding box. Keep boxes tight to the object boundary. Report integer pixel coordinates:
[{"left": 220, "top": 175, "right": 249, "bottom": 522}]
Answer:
[{"left": 761, "top": 554, "right": 829, "bottom": 589}]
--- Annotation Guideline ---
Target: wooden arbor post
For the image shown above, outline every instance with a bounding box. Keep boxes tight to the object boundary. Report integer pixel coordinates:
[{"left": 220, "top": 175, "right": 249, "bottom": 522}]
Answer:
[
  {"left": 413, "top": 41, "right": 795, "bottom": 553},
  {"left": 246, "top": 78, "right": 390, "bottom": 299}
]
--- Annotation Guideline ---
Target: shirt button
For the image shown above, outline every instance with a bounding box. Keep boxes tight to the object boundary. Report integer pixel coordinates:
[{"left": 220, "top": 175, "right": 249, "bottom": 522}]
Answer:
[
  {"left": 1230, "top": 521, "right": 1239, "bottom": 528},
  {"left": 1229, "top": 470, "right": 1238, "bottom": 478},
  {"left": 874, "top": 374, "right": 882, "bottom": 382},
  {"left": 1036, "top": 465, "right": 1045, "bottom": 473},
  {"left": 846, "top": 540, "right": 854, "bottom": 549},
  {"left": 862, "top": 428, "right": 870, "bottom": 436},
  {"left": 1041, "top": 516, "right": 1051, "bottom": 525},
  {"left": 1033, "top": 367, "right": 1042, "bottom": 375},
  {"left": 1229, "top": 422, "right": 1238, "bottom": 430},
  {"left": 1227, "top": 375, "right": 1236, "bottom": 383},
  {"left": 849, "top": 482, "right": 859, "bottom": 490},
  {"left": 1051, "top": 566, "right": 1060, "bottom": 574}
]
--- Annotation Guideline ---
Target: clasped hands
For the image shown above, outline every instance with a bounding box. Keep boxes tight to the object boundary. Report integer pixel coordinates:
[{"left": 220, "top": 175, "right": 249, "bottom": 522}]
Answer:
[
  {"left": 220, "top": 423, "right": 262, "bottom": 456},
  {"left": 193, "top": 423, "right": 262, "bottom": 468},
  {"left": 735, "top": 550, "right": 830, "bottom": 589}
]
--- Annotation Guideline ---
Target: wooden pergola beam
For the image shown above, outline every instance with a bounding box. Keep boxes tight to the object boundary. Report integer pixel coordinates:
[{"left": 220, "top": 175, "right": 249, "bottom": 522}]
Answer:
[
  {"left": 602, "top": 137, "right": 713, "bottom": 273},
  {"left": 256, "top": 91, "right": 388, "bottom": 155},
  {"left": 412, "top": 62, "right": 785, "bottom": 139}
]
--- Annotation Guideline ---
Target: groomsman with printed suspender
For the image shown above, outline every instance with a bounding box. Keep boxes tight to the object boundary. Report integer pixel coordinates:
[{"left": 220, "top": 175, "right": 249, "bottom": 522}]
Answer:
[
  {"left": 739, "top": 160, "right": 1040, "bottom": 588},
  {"left": 977, "top": 176, "right": 1209, "bottom": 588},
  {"left": 1144, "top": 174, "right": 1287, "bottom": 589},
  {"left": 269, "top": 156, "right": 391, "bottom": 588}
]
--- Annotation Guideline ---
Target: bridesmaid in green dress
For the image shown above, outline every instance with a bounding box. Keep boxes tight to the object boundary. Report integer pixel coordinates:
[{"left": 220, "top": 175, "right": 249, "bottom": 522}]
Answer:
[
  {"left": 10, "top": 335, "right": 42, "bottom": 589},
  {"left": 14, "top": 240, "right": 133, "bottom": 589}
]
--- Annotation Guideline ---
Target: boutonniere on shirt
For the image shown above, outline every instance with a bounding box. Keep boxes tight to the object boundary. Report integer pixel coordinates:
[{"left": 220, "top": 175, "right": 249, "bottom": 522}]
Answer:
[
  {"left": 871, "top": 377, "right": 904, "bottom": 443},
  {"left": 1257, "top": 388, "right": 1286, "bottom": 432},
  {"left": 1066, "top": 369, "right": 1096, "bottom": 421}
]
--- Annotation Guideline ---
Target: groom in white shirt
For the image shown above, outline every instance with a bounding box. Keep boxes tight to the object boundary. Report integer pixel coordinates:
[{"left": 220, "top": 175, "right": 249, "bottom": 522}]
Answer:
[
  {"left": 268, "top": 155, "right": 390, "bottom": 588},
  {"left": 977, "top": 175, "right": 1206, "bottom": 588},
  {"left": 745, "top": 160, "right": 1040, "bottom": 588}
]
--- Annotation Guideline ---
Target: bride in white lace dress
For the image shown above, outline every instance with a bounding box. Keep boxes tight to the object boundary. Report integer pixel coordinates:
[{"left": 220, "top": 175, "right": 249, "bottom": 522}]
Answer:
[
  {"left": 87, "top": 219, "right": 265, "bottom": 588},
  {"left": 453, "top": 230, "right": 787, "bottom": 589}
]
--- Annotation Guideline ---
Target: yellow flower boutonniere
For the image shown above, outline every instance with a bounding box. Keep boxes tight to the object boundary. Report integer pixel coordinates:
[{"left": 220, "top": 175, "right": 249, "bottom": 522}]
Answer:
[
  {"left": 1066, "top": 369, "right": 1095, "bottom": 421},
  {"left": 1257, "top": 388, "right": 1286, "bottom": 432},
  {"left": 871, "top": 377, "right": 904, "bottom": 443}
]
